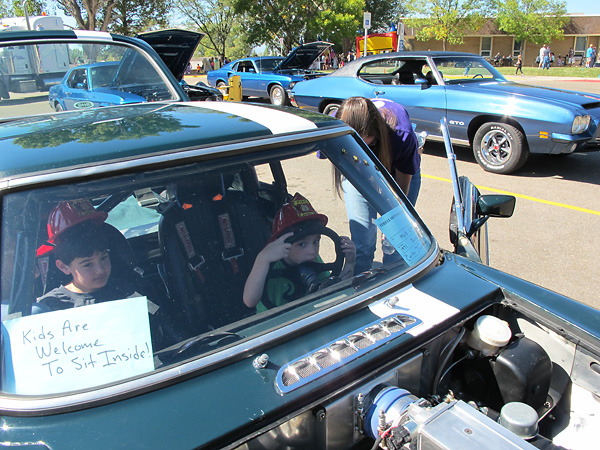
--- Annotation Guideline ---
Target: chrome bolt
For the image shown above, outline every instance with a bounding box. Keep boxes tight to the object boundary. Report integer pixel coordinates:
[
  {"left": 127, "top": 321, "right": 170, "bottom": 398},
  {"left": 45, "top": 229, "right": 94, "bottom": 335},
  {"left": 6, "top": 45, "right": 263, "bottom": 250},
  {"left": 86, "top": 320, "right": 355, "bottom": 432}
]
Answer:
[{"left": 253, "top": 353, "right": 269, "bottom": 369}]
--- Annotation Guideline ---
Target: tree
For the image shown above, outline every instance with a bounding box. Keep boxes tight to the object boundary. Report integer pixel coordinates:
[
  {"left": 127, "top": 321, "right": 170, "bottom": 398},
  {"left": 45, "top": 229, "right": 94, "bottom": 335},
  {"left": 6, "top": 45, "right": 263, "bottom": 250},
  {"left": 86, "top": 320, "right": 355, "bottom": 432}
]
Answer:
[
  {"left": 177, "top": 0, "right": 241, "bottom": 61},
  {"left": 1, "top": 0, "right": 45, "bottom": 17},
  {"left": 55, "top": 0, "right": 117, "bottom": 31},
  {"left": 405, "top": 0, "right": 490, "bottom": 51},
  {"left": 107, "top": 0, "right": 172, "bottom": 35},
  {"left": 495, "top": 0, "right": 567, "bottom": 61}
]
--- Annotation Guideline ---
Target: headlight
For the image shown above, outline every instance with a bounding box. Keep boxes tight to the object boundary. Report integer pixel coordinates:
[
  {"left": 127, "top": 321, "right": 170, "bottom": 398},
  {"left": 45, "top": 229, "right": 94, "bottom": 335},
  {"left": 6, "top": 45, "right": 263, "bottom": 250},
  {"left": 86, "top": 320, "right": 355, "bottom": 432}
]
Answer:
[
  {"left": 288, "top": 82, "right": 297, "bottom": 90},
  {"left": 572, "top": 115, "right": 591, "bottom": 133}
]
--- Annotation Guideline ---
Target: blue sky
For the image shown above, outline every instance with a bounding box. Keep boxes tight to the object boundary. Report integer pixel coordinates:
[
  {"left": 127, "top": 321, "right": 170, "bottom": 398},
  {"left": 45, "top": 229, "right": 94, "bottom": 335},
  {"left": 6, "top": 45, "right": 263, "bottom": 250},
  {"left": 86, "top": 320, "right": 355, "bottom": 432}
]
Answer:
[{"left": 566, "top": 0, "right": 600, "bottom": 14}]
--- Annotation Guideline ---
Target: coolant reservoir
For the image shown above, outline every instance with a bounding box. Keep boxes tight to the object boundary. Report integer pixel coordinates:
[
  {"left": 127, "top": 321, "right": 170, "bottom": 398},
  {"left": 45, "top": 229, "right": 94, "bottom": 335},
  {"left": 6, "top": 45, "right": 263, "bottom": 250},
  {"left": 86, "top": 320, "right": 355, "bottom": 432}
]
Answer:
[{"left": 466, "top": 315, "right": 512, "bottom": 356}]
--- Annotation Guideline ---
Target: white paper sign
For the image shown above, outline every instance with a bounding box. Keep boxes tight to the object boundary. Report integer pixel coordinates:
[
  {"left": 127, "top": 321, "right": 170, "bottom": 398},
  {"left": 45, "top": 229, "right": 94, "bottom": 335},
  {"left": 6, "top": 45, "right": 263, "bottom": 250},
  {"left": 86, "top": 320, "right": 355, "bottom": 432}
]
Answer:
[
  {"left": 2, "top": 297, "right": 154, "bottom": 395},
  {"left": 374, "top": 206, "right": 429, "bottom": 265}
]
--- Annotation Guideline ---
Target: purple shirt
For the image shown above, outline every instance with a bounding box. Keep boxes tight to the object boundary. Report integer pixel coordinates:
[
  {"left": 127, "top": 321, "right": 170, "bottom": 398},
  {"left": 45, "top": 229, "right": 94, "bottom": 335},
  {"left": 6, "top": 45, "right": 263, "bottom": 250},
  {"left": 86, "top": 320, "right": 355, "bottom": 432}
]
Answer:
[{"left": 371, "top": 98, "right": 420, "bottom": 175}]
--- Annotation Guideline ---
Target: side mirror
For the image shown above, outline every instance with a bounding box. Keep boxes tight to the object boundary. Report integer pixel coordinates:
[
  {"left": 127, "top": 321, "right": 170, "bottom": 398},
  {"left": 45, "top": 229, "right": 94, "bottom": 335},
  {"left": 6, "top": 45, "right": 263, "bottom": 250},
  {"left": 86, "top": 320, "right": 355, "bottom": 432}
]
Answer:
[
  {"left": 476, "top": 195, "right": 516, "bottom": 218},
  {"left": 415, "top": 77, "right": 427, "bottom": 85}
]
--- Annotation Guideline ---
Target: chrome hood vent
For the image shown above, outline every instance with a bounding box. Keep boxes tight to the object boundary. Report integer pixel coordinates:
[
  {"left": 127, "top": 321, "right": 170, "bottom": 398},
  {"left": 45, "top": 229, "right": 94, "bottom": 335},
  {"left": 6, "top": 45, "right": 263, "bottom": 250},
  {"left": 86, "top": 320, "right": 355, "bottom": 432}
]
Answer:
[{"left": 276, "top": 314, "right": 421, "bottom": 393}]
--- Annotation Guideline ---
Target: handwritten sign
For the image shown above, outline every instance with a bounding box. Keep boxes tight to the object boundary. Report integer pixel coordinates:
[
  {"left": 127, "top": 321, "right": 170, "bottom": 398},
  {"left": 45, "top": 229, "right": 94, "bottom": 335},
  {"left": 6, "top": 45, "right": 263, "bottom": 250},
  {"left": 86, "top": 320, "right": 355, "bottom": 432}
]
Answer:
[
  {"left": 374, "top": 206, "right": 430, "bottom": 266},
  {"left": 2, "top": 297, "right": 154, "bottom": 395}
]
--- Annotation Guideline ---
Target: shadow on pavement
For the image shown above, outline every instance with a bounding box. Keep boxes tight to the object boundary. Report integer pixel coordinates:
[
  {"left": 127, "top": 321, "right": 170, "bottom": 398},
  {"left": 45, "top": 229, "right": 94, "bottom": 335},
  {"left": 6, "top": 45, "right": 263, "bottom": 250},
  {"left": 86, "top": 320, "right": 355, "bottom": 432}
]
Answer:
[
  {"left": 423, "top": 141, "right": 600, "bottom": 186},
  {"left": 1, "top": 94, "right": 48, "bottom": 106}
]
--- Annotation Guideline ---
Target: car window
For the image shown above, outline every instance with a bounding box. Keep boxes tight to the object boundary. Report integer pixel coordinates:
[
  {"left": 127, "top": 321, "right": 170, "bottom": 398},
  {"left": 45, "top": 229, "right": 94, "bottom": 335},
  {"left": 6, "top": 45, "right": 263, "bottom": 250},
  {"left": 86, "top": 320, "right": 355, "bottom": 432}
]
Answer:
[
  {"left": 358, "top": 58, "right": 432, "bottom": 85},
  {"left": 433, "top": 56, "right": 506, "bottom": 84},
  {"left": 255, "top": 58, "right": 284, "bottom": 71},
  {"left": 0, "top": 133, "right": 433, "bottom": 397},
  {"left": 0, "top": 40, "right": 181, "bottom": 118}
]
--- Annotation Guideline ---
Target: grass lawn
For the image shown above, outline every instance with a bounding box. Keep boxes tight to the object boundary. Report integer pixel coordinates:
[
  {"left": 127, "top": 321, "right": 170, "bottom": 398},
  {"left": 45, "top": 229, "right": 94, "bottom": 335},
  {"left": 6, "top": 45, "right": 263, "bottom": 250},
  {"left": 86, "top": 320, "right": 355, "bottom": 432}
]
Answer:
[{"left": 495, "top": 65, "right": 600, "bottom": 78}]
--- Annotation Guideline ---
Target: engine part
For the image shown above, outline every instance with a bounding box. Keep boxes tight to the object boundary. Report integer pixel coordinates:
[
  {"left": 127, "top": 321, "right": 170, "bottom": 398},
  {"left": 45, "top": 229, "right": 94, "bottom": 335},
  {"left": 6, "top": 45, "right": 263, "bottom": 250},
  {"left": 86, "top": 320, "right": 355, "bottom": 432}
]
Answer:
[
  {"left": 466, "top": 315, "right": 512, "bottom": 356},
  {"left": 491, "top": 337, "right": 552, "bottom": 410},
  {"left": 498, "top": 402, "right": 539, "bottom": 439},
  {"left": 364, "top": 386, "right": 540, "bottom": 449}
]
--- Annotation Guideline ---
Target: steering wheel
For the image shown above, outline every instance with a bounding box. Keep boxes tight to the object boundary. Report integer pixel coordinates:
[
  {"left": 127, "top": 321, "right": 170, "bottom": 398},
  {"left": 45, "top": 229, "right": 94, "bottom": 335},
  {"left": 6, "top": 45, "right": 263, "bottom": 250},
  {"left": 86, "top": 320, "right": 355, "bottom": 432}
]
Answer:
[
  {"left": 267, "top": 227, "right": 345, "bottom": 293},
  {"left": 472, "top": 74, "right": 484, "bottom": 79}
]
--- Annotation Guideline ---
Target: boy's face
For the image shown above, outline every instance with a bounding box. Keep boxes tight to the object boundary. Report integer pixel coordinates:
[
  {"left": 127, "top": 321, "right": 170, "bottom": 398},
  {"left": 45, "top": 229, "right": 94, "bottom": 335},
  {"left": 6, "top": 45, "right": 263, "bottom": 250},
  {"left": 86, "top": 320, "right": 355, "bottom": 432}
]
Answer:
[
  {"left": 284, "top": 234, "right": 321, "bottom": 266},
  {"left": 56, "top": 249, "right": 111, "bottom": 293}
]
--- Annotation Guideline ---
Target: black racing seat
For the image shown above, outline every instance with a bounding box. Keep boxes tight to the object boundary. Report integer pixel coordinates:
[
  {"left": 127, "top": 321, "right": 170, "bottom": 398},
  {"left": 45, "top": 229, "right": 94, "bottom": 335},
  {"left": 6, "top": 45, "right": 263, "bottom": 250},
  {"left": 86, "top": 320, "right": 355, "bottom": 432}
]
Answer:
[
  {"left": 393, "top": 72, "right": 415, "bottom": 85},
  {"left": 158, "top": 165, "right": 271, "bottom": 335}
]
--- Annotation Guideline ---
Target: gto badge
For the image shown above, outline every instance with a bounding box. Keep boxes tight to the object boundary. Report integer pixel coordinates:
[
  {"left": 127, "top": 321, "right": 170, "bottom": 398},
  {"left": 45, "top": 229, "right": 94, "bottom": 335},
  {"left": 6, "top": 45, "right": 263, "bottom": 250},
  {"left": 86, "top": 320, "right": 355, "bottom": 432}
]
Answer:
[{"left": 448, "top": 120, "right": 465, "bottom": 126}]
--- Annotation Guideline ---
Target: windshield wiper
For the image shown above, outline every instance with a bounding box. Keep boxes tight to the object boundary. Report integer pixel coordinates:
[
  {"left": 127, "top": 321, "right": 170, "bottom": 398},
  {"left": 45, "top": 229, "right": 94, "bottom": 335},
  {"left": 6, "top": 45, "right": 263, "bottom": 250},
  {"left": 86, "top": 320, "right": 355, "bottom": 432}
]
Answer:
[
  {"left": 351, "top": 267, "right": 389, "bottom": 290},
  {"left": 170, "top": 331, "right": 243, "bottom": 357}
]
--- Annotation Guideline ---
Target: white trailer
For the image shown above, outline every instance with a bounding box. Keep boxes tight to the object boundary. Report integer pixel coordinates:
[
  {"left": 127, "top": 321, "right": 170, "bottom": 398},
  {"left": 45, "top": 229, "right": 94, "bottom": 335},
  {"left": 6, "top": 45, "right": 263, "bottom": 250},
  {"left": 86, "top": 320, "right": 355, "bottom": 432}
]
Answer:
[{"left": 0, "top": 16, "right": 70, "bottom": 92}]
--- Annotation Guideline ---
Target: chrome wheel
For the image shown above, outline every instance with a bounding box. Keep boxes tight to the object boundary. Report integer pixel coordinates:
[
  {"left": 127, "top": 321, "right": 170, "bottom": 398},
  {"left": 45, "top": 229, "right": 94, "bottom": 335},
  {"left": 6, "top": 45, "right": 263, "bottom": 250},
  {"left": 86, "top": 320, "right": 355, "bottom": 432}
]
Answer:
[
  {"left": 473, "top": 122, "right": 528, "bottom": 174},
  {"left": 269, "top": 85, "right": 287, "bottom": 106}
]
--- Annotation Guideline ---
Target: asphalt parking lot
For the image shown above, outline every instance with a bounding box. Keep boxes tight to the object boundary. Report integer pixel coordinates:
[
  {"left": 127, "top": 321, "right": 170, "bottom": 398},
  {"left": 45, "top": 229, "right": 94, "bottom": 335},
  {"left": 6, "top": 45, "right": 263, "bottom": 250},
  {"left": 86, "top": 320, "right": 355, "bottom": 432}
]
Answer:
[
  {"left": 417, "top": 76, "right": 600, "bottom": 310},
  {"left": 5, "top": 75, "right": 600, "bottom": 310}
]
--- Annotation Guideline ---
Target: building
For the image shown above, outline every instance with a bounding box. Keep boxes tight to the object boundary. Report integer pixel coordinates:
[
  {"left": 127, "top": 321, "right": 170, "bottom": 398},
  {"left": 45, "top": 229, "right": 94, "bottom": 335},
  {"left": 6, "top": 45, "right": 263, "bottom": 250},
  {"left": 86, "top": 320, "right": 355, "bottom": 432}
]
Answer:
[{"left": 401, "top": 14, "right": 600, "bottom": 66}]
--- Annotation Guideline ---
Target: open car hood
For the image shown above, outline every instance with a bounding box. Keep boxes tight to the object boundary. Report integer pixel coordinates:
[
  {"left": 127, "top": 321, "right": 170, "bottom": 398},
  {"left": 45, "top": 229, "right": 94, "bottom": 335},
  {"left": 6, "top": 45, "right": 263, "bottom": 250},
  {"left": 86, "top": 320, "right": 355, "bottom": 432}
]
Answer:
[
  {"left": 276, "top": 41, "right": 333, "bottom": 71},
  {"left": 136, "top": 29, "right": 203, "bottom": 81}
]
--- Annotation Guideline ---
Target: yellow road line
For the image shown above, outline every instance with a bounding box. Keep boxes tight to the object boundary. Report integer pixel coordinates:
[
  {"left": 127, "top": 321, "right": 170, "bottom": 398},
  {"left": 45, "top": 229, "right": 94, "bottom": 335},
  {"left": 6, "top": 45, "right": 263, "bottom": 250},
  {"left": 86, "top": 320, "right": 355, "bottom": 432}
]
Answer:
[{"left": 423, "top": 174, "right": 600, "bottom": 216}]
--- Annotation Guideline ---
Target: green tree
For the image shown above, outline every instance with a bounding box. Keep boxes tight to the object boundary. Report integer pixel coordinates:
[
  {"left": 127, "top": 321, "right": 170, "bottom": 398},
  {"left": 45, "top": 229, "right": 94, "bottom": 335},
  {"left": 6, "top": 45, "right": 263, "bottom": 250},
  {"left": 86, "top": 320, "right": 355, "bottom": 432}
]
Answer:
[
  {"left": 1, "top": 0, "right": 45, "bottom": 17},
  {"left": 106, "top": 0, "right": 172, "bottom": 35},
  {"left": 406, "top": 0, "right": 490, "bottom": 51},
  {"left": 177, "top": 0, "right": 242, "bottom": 61},
  {"left": 495, "top": 0, "right": 567, "bottom": 61},
  {"left": 55, "top": 0, "right": 117, "bottom": 31}
]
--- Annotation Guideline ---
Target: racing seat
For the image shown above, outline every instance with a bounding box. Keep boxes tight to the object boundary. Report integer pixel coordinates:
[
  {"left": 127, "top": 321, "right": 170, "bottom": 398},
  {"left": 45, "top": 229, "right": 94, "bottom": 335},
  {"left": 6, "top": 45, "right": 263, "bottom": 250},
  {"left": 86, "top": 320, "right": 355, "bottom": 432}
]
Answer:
[
  {"left": 158, "top": 165, "right": 271, "bottom": 335},
  {"left": 393, "top": 72, "right": 415, "bottom": 85}
]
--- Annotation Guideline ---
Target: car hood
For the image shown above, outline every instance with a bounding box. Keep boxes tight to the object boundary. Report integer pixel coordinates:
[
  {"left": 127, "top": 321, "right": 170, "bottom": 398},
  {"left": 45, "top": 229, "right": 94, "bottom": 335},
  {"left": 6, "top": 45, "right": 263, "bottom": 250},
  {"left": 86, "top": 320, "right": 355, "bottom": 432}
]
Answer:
[
  {"left": 136, "top": 29, "right": 203, "bottom": 81},
  {"left": 460, "top": 81, "right": 600, "bottom": 109},
  {"left": 276, "top": 41, "right": 333, "bottom": 71}
]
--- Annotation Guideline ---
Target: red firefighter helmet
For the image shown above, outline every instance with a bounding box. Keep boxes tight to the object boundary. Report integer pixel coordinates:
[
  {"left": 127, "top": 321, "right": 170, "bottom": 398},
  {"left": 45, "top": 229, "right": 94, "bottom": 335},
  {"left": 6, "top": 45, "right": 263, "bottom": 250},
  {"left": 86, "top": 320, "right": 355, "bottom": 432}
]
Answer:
[
  {"left": 36, "top": 199, "right": 108, "bottom": 256},
  {"left": 270, "top": 193, "right": 328, "bottom": 242}
]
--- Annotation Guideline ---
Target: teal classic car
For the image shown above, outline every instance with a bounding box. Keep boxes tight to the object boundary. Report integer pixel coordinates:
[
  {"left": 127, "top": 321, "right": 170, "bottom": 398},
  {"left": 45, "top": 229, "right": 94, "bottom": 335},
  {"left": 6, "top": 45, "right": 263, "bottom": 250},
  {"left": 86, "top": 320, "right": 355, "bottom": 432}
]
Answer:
[{"left": 1, "top": 33, "right": 599, "bottom": 450}]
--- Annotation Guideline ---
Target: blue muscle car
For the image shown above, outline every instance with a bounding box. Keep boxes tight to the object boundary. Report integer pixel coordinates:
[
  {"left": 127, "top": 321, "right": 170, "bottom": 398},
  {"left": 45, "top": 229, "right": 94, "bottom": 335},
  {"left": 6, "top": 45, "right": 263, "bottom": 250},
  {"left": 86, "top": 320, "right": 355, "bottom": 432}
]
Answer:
[
  {"left": 290, "top": 51, "right": 600, "bottom": 174},
  {"left": 207, "top": 41, "right": 332, "bottom": 106},
  {"left": 1, "top": 32, "right": 599, "bottom": 450}
]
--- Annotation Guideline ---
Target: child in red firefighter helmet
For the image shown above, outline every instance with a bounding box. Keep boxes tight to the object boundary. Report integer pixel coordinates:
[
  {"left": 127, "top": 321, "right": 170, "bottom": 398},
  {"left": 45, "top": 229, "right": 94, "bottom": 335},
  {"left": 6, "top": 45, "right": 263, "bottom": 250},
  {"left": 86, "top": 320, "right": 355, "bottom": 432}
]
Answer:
[{"left": 243, "top": 193, "right": 355, "bottom": 312}]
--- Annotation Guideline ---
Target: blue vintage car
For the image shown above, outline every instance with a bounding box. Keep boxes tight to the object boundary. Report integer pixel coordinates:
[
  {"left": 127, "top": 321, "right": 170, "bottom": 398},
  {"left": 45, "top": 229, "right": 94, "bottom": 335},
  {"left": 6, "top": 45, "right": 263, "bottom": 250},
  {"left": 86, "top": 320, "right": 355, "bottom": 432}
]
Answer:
[
  {"left": 48, "top": 61, "right": 149, "bottom": 111},
  {"left": 206, "top": 42, "right": 331, "bottom": 105},
  {"left": 290, "top": 51, "right": 600, "bottom": 174},
  {"left": 1, "top": 32, "right": 600, "bottom": 450},
  {"left": 47, "top": 29, "right": 217, "bottom": 112}
]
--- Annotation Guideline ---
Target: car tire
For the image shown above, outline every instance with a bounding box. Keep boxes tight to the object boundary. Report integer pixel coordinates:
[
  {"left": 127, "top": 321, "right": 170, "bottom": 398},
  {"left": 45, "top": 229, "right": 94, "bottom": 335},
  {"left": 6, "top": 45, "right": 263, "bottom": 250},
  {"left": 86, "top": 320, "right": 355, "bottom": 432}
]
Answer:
[
  {"left": 323, "top": 103, "right": 340, "bottom": 116},
  {"left": 473, "top": 122, "right": 528, "bottom": 174},
  {"left": 269, "top": 85, "right": 288, "bottom": 106},
  {"left": 54, "top": 103, "right": 64, "bottom": 112}
]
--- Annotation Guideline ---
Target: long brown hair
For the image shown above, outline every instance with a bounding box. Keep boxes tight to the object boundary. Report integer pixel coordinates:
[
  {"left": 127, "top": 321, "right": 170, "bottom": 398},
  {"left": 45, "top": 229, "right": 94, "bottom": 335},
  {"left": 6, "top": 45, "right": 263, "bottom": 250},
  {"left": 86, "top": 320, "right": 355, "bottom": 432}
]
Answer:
[{"left": 333, "top": 97, "right": 392, "bottom": 195}]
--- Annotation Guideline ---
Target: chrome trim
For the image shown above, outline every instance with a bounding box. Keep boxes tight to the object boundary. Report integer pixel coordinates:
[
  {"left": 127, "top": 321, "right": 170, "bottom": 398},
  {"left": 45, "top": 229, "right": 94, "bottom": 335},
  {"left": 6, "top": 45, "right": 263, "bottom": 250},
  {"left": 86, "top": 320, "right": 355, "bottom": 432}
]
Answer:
[
  {"left": 0, "top": 244, "right": 439, "bottom": 413},
  {"left": 427, "top": 134, "right": 470, "bottom": 147},
  {"left": 3, "top": 125, "right": 352, "bottom": 190},
  {"left": 275, "top": 314, "right": 422, "bottom": 394}
]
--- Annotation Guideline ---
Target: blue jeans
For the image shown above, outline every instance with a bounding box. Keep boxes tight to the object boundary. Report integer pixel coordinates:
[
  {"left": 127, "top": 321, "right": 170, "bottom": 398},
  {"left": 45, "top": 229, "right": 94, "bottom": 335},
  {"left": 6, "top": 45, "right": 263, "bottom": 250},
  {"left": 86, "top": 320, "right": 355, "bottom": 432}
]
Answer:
[{"left": 343, "top": 171, "right": 420, "bottom": 274}]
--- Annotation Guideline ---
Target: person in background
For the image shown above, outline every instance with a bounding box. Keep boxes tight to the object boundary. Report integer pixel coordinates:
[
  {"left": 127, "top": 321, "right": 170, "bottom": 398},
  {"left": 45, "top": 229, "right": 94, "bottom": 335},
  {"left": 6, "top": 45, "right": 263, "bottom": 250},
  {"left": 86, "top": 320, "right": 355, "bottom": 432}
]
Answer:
[{"left": 335, "top": 97, "right": 420, "bottom": 274}]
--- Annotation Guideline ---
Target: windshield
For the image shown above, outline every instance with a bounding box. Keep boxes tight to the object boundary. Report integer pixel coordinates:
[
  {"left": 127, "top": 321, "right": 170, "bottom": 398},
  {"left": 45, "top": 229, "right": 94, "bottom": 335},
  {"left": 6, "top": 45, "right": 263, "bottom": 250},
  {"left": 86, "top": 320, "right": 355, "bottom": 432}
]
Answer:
[
  {"left": 0, "top": 133, "right": 434, "bottom": 397},
  {"left": 433, "top": 56, "right": 506, "bottom": 84},
  {"left": 0, "top": 40, "right": 179, "bottom": 118},
  {"left": 256, "top": 57, "right": 284, "bottom": 71}
]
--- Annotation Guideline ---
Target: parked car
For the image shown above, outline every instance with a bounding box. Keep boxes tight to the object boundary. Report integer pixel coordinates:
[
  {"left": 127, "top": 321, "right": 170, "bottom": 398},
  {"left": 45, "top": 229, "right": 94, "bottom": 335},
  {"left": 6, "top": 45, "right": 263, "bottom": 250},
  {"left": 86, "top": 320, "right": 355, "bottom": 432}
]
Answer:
[
  {"left": 48, "top": 61, "right": 150, "bottom": 111},
  {"left": 206, "top": 42, "right": 332, "bottom": 106},
  {"left": 136, "top": 29, "right": 222, "bottom": 102},
  {"left": 2, "top": 33, "right": 600, "bottom": 450},
  {"left": 47, "top": 29, "right": 218, "bottom": 113},
  {"left": 289, "top": 51, "right": 600, "bottom": 174}
]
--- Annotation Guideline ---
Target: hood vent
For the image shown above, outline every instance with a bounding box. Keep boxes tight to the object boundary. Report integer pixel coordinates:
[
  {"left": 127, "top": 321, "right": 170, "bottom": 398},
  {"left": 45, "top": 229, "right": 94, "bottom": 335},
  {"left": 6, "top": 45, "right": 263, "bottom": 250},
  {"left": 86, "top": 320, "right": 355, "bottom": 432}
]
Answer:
[{"left": 276, "top": 314, "right": 421, "bottom": 393}]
